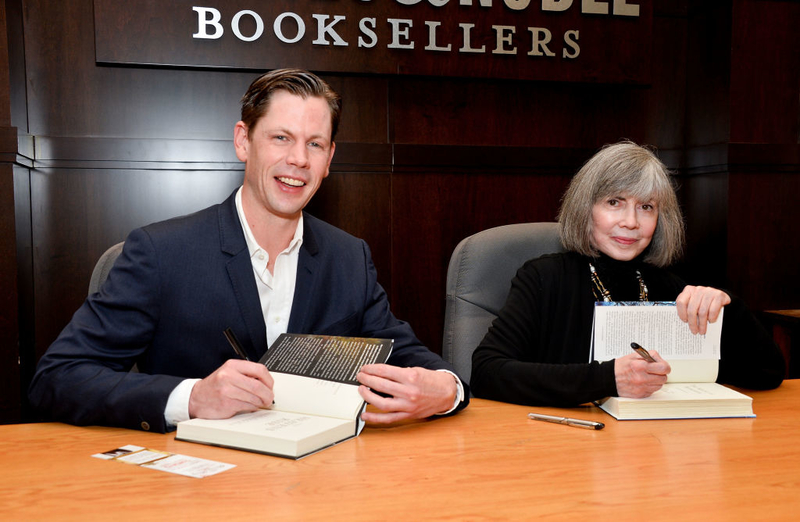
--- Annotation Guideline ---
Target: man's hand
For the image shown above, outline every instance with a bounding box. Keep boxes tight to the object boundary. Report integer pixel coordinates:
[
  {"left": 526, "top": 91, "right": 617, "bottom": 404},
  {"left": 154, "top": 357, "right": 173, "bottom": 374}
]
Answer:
[
  {"left": 614, "top": 350, "right": 671, "bottom": 398},
  {"left": 676, "top": 285, "right": 731, "bottom": 335},
  {"left": 356, "top": 364, "right": 458, "bottom": 424},
  {"left": 188, "top": 359, "right": 274, "bottom": 419}
]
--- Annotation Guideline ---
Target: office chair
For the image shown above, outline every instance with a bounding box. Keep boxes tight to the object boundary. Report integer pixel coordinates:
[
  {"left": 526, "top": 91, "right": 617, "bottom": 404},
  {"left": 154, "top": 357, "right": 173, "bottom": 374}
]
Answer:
[
  {"left": 442, "top": 223, "right": 564, "bottom": 387},
  {"left": 88, "top": 242, "right": 124, "bottom": 295}
]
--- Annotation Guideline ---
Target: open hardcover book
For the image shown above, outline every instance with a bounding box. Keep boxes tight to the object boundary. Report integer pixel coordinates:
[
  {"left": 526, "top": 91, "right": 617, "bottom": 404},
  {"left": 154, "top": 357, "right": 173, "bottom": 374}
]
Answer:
[
  {"left": 592, "top": 302, "right": 753, "bottom": 420},
  {"left": 176, "top": 333, "right": 393, "bottom": 459}
]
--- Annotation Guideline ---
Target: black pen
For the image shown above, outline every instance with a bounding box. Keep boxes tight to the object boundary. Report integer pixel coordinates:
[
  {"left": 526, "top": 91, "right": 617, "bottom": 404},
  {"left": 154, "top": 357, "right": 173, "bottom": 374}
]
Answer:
[
  {"left": 224, "top": 328, "right": 275, "bottom": 406},
  {"left": 224, "top": 328, "right": 250, "bottom": 361},
  {"left": 528, "top": 413, "right": 604, "bottom": 430},
  {"left": 631, "top": 342, "right": 657, "bottom": 363}
]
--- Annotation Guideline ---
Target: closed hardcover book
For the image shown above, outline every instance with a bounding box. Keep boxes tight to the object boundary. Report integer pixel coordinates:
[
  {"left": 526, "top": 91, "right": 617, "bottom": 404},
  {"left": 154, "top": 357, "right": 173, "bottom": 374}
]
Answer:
[
  {"left": 177, "top": 333, "right": 393, "bottom": 459},
  {"left": 597, "top": 382, "right": 754, "bottom": 420}
]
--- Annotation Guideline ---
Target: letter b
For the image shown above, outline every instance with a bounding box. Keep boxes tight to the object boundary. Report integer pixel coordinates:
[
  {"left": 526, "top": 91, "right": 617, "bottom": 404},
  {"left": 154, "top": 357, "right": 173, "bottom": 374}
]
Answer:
[{"left": 193, "top": 7, "right": 224, "bottom": 39}]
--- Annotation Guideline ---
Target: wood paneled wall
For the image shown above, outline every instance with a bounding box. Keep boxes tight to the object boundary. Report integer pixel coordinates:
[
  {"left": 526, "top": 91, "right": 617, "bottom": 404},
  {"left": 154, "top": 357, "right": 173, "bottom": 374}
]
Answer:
[{"left": 1, "top": 0, "right": 798, "bottom": 422}]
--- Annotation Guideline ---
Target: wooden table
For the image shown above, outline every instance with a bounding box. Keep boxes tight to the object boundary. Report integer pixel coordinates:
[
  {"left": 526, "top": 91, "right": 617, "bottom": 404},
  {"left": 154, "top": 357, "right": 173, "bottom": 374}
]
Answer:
[{"left": 3, "top": 381, "right": 800, "bottom": 520}]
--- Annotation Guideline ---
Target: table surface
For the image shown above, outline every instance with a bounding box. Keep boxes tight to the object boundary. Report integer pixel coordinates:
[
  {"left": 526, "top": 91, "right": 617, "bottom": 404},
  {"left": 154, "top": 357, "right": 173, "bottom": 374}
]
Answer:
[{"left": 3, "top": 381, "right": 800, "bottom": 520}]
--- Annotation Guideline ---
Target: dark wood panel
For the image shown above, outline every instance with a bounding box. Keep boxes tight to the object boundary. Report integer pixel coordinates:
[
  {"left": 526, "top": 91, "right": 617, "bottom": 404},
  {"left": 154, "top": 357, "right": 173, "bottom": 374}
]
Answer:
[
  {"left": 0, "top": 163, "right": 20, "bottom": 423},
  {"left": 390, "top": 169, "right": 572, "bottom": 354},
  {"left": 677, "top": 143, "right": 800, "bottom": 310},
  {"left": 729, "top": 0, "right": 800, "bottom": 144},
  {"left": 726, "top": 169, "right": 800, "bottom": 311},
  {"left": 394, "top": 144, "right": 593, "bottom": 171},
  {"left": 12, "top": 164, "right": 33, "bottom": 423},
  {"left": 29, "top": 168, "right": 245, "bottom": 359},
  {"left": 390, "top": 77, "right": 647, "bottom": 148},
  {"left": 684, "top": 1, "right": 731, "bottom": 148},
  {"left": 673, "top": 169, "right": 729, "bottom": 290},
  {"left": 30, "top": 137, "right": 390, "bottom": 171},
  {"left": 305, "top": 169, "right": 393, "bottom": 296}
]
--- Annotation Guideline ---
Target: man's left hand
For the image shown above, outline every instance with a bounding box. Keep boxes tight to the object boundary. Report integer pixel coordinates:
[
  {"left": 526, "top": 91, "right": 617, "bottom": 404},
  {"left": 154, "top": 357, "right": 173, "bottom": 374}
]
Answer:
[{"left": 356, "top": 364, "right": 458, "bottom": 423}]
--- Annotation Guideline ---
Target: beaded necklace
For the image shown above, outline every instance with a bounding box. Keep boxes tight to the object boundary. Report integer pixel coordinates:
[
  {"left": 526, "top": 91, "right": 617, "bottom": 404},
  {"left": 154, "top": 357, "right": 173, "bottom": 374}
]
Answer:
[{"left": 588, "top": 262, "right": 649, "bottom": 302}]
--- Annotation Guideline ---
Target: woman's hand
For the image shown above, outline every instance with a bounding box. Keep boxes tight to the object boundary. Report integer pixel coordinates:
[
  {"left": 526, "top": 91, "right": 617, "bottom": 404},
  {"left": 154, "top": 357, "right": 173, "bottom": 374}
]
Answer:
[
  {"left": 676, "top": 285, "right": 731, "bottom": 335},
  {"left": 614, "top": 350, "right": 671, "bottom": 398}
]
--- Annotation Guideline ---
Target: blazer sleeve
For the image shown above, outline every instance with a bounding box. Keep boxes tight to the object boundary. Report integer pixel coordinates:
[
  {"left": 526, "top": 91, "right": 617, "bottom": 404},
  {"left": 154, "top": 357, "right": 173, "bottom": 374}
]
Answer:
[{"left": 28, "top": 227, "right": 183, "bottom": 433}]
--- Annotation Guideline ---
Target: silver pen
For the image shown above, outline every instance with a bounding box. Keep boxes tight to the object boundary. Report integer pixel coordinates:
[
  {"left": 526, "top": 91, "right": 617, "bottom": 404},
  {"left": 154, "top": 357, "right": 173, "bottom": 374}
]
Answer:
[{"left": 528, "top": 412, "right": 604, "bottom": 430}]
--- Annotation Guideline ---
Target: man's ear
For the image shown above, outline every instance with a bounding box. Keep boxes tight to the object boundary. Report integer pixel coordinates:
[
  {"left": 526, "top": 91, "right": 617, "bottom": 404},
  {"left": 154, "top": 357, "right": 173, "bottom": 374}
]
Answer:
[
  {"left": 233, "top": 121, "right": 249, "bottom": 163},
  {"left": 324, "top": 141, "right": 336, "bottom": 179}
]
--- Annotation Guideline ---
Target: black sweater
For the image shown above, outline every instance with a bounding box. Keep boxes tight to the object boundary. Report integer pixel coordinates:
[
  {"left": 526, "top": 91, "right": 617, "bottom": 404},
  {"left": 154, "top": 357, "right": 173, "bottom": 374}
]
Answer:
[{"left": 470, "top": 252, "right": 785, "bottom": 407}]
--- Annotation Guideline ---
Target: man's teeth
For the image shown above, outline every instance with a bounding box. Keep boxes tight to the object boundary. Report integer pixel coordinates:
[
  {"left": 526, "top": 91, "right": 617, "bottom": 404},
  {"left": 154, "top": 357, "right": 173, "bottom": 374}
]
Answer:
[{"left": 278, "top": 177, "right": 305, "bottom": 187}]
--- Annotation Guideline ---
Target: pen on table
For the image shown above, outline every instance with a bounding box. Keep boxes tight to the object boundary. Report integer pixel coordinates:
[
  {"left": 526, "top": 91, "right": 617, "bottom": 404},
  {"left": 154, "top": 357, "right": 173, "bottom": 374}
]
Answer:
[
  {"left": 630, "top": 342, "right": 657, "bottom": 363},
  {"left": 528, "top": 413, "right": 604, "bottom": 430},
  {"left": 224, "top": 327, "right": 250, "bottom": 361}
]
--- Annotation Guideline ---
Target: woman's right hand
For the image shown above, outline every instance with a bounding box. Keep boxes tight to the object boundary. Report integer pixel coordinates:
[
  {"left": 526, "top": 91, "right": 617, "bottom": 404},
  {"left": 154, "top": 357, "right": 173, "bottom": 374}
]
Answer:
[{"left": 614, "top": 350, "right": 671, "bottom": 398}]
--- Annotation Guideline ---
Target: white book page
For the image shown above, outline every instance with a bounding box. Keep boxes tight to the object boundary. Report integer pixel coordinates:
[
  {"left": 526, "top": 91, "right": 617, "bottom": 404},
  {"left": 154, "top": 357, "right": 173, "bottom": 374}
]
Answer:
[
  {"left": 271, "top": 372, "right": 365, "bottom": 421},
  {"left": 592, "top": 302, "right": 722, "bottom": 382},
  {"left": 593, "top": 303, "right": 722, "bottom": 360},
  {"left": 178, "top": 409, "right": 356, "bottom": 457},
  {"left": 666, "top": 359, "right": 719, "bottom": 383},
  {"left": 631, "top": 382, "right": 749, "bottom": 402}
]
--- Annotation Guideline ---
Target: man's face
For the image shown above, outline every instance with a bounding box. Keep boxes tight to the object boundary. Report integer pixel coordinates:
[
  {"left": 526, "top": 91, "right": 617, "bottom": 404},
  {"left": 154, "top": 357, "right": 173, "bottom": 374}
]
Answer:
[{"left": 235, "top": 90, "right": 335, "bottom": 222}]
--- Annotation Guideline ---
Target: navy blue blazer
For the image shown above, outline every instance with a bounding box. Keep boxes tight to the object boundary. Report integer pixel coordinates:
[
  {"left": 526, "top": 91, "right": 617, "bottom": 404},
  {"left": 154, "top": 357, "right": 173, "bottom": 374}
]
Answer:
[{"left": 29, "top": 191, "right": 467, "bottom": 432}]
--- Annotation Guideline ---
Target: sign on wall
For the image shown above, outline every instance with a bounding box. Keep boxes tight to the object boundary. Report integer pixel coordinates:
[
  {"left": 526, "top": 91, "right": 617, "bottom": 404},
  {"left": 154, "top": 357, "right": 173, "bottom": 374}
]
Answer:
[{"left": 94, "top": 0, "right": 652, "bottom": 83}]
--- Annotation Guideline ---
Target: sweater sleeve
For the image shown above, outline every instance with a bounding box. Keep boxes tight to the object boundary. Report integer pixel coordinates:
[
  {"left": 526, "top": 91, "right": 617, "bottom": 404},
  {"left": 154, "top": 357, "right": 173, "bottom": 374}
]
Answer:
[
  {"left": 649, "top": 269, "right": 785, "bottom": 389},
  {"left": 716, "top": 295, "right": 785, "bottom": 389},
  {"left": 470, "top": 255, "right": 618, "bottom": 407}
]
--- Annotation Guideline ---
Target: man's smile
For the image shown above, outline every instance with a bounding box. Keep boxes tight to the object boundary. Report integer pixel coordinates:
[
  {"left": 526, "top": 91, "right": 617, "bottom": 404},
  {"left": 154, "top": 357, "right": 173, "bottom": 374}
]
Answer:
[{"left": 277, "top": 176, "right": 305, "bottom": 187}]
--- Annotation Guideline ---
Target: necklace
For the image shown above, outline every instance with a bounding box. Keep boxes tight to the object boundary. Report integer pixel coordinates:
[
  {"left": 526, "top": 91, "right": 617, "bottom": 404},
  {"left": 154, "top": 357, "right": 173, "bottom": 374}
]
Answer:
[{"left": 588, "top": 262, "right": 649, "bottom": 302}]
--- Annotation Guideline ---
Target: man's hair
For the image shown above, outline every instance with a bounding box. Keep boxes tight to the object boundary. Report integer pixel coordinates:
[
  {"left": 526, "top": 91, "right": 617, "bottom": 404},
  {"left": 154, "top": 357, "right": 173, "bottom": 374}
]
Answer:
[
  {"left": 240, "top": 68, "right": 342, "bottom": 141},
  {"left": 557, "top": 140, "right": 685, "bottom": 267}
]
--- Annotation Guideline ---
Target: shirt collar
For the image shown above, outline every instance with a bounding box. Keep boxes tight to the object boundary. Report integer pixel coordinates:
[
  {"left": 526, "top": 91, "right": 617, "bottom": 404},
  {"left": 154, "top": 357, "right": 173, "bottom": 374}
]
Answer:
[{"left": 234, "top": 187, "right": 304, "bottom": 262}]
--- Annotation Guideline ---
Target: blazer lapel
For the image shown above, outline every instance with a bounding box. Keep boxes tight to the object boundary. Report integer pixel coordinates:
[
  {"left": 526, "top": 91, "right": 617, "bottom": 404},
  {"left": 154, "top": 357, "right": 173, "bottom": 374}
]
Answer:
[
  {"left": 287, "top": 212, "right": 321, "bottom": 333},
  {"left": 218, "top": 191, "right": 268, "bottom": 360}
]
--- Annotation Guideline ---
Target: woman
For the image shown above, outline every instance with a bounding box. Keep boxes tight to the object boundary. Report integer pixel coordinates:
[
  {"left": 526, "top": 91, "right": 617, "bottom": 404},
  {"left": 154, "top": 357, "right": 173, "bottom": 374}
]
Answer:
[{"left": 470, "top": 141, "right": 785, "bottom": 407}]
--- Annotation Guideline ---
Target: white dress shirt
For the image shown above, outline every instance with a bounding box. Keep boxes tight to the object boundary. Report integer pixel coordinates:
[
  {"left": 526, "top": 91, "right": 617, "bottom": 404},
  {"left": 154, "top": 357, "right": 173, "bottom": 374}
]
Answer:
[{"left": 164, "top": 187, "right": 302, "bottom": 426}]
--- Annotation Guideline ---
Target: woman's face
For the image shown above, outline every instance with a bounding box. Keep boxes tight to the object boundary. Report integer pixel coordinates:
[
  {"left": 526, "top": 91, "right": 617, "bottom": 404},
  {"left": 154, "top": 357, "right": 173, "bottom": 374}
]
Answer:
[{"left": 590, "top": 194, "right": 658, "bottom": 261}]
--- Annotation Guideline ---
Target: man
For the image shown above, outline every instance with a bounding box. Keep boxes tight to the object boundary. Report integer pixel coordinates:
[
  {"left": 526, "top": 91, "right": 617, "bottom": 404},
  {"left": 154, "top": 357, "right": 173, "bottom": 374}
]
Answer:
[{"left": 29, "top": 69, "right": 467, "bottom": 433}]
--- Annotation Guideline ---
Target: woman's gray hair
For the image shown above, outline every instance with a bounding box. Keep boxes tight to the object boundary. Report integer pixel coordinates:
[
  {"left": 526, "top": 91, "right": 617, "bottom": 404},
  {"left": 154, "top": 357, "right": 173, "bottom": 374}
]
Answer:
[{"left": 557, "top": 141, "right": 685, "bottom": 267}]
